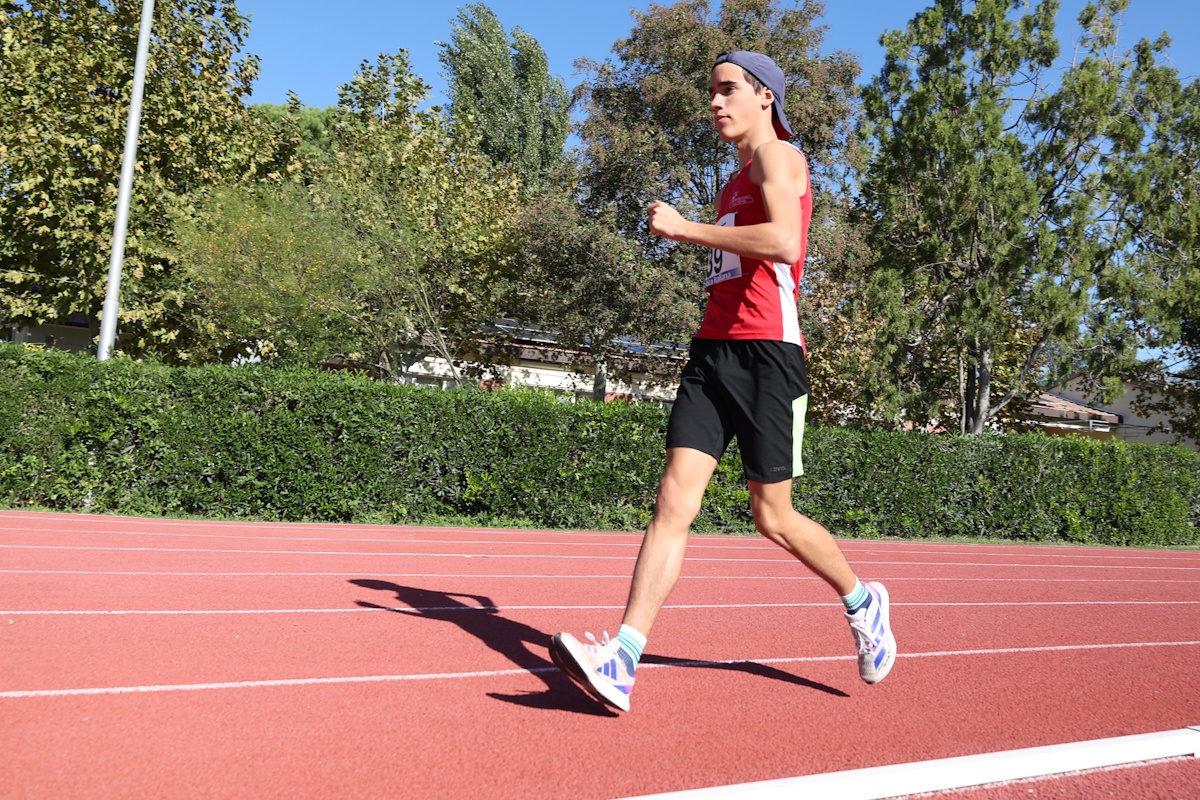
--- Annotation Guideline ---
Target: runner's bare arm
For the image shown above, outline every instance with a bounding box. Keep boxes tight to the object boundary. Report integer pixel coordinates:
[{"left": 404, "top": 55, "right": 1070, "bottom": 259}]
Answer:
[{"left": 646, "top": 141, "right": 806, "bottom": 263}]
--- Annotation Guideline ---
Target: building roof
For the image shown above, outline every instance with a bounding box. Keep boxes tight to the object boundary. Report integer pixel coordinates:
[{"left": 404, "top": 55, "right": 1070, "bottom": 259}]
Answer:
[{"left": 1028, "top": 392, "right": 1121, "bottom": 424}]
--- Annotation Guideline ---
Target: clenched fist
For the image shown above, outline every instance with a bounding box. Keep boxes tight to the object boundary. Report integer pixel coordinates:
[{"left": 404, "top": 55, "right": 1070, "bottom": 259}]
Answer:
[{"left": 647, "top": 200, "right": 689, "bottom": 241}]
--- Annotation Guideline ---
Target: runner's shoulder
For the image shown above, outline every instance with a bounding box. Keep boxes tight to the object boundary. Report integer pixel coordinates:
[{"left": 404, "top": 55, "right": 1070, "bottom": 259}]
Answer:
[{"left": 750, "top": 140, "right": 806, "bottom": 181}]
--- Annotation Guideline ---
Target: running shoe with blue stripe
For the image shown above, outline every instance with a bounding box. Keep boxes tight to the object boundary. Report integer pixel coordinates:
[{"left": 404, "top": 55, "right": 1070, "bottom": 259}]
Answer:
[
  {"left": 846, "top": 581, "right": 896, "bottom": 684},
  {"left": 549, "top": 630, "right": 635, "bottom": 712}
]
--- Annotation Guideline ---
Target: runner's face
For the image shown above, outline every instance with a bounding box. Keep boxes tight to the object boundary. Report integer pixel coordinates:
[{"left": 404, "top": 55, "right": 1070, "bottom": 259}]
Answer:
[{"left": 709, "top": 63, "right": 771, "bottom": 142}]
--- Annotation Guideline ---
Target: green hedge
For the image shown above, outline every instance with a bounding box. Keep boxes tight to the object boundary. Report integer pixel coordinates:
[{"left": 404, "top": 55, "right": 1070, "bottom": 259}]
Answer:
[{"left": 2, "top": 344, "right": 1197, "bottom": 546}]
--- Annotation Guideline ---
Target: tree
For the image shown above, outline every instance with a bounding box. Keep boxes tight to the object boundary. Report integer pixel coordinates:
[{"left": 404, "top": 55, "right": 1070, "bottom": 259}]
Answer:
[
  {"left": 798, "top": 201, "right": 882, "bottom": 424},
  {"left": 169, "top": 50, "right": 522, "bottom": 379},
  {"left": 856, "top": 0, "right": 1189, "bottom": 434},
  {"left": 1117, "top": 64, "right": 1200, "bottom": 442},
  {"left": 316, "top": 50, "right": 522, "bottom": 380},
  {"left": 252, "top": 98, "right": 340, "bottom": 166},
  {"left": 170, "top": 180, "right": 368, "bottom": 364},
  {"left": 0, "top": 0, "right": 297, "bottom": 358},
  {"left": 513, "top": 184, "right": 694, "bottom": 400},
  {"left": 438, "top": 3, "right": 569, "bottom": 192},
  {"left": 573, "top": 0, "right": 871, "bottom": 412},
  {"left": 578, "top": 0, "right": 859, "bottom": 237}
]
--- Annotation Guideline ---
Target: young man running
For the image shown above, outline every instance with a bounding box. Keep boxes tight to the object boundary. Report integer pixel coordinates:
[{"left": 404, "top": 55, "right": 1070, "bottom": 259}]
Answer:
[{"left": 549, "top": 51, "right": 896, "bottom": 713}]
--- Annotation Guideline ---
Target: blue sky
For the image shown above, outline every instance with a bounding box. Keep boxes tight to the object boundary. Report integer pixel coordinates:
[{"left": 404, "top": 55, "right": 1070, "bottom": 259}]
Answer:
[{"left": 240, "top": 0, "right": 1199, "bottom": 110}]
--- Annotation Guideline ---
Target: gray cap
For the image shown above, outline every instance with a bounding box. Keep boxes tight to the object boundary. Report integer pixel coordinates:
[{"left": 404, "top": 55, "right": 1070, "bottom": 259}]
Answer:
[{"left": 712, "top": 51, "right": 792, "bottom": 139}]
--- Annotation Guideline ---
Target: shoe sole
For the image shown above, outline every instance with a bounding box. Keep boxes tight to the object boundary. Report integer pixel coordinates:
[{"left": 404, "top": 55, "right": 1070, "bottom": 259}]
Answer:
[
  {"left": 549, "top": 633, "right": 631, "bottom": 712},
  {"left": 864, "top": 581, "right": 896, "bottom": 684}
]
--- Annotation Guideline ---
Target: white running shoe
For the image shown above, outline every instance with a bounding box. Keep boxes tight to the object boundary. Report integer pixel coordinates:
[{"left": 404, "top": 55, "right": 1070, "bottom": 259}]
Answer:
[
  {"left": 846, "top": 581, "right": 896, "bottom": 684},
  {"left": 549, "top": 630, "right": 635, "bottom": 712}
]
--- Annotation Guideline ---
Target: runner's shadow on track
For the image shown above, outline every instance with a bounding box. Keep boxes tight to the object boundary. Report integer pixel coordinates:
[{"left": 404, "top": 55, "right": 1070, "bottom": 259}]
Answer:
[
  {"left": 348, "top": 579, "right": 617, "bottom": 717},
  {"left": 350, "top": 580, "right": 849, "bottom": 711},
  {"left": 640, "top": 655, "right": 849, "bottom": 698}
]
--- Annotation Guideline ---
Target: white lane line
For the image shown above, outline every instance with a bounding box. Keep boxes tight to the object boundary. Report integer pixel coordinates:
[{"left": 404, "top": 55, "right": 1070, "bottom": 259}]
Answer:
[
  {"left": 4, "top": 513, "right": 1196, "bottom": 566},
  {"left": 841, "top": 546, "right": 1200, "bottom": 561},
  {"left": 2, "top": 569, "right": 1199, "bottom": 584},
  {"left": 2, "top": 641, "right": 1198, "bottom": 700},
  {"left": 0, "top": 512, "right": 1185, "bottom": 550},
  {"left": 3, "top": 544, "right": 1198, "bottom": 570},
  {"left": 7, "top": 526, "right": 1198, "bottom": 561},
  {"left": 4, "top": 600, "right": 1198, "bottom": 617},
  {"left": 0, "top": 603, "right": 803, "bottom": 616},
  {"left": 4, "top": 526, "right": 1195, "bottom": 562},
  {"left": 621, "top": 727, "right": 1200, "bottom": 800},
  {"left": 896, "top": 755, "right": 1194, "bottom": 798},
  {"left": 0, "top": 527, "right": 650, "bottom": 548},
  {"left": 0, "top": 514, "right": 641, "bottom": 540}
]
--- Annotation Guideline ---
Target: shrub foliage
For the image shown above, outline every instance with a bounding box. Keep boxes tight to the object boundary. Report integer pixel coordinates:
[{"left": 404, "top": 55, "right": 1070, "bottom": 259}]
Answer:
[{"left": 2, "top": 345, "right": 1196, "bottom": 546}]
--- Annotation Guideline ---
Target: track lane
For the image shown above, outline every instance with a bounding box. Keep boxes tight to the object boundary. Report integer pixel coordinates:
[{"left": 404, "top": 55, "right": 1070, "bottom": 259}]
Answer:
[
  {"left": 4, "top": 556, "right": 1195, "bottom": 606},
  {"left": 4, "top": 598, "right": 1197, "bottom": 697},
  {"left": 5, "top": 511, "right": 1198, "bottom": 564},
  {"left": 4, "top": 645, "right": 1198, "bottom": 799},
  {"left": 3, "top": 511, "right": 1198, "bottom": 799},
  {"left": 928, "top": 755, "right": 1200, "bottom": 798},
  {"left": 6, "top": 546, "right": 1198, "bottom": 588},
  {"left": 4, "top": 560, "right": 1197, "bottom": 612}
]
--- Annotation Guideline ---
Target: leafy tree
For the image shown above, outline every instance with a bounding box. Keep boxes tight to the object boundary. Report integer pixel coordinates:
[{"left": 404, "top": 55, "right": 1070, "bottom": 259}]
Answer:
[
  {"left": 438, "top": 3, "right": 569, "bottom": 192},
  {"left": 513, "top": 184, "right": 694, "bottom": 400},
  {"left": 0, "top": 0, "right": 297, "bottom": 357},
  {"left": 170, "top": 180, "right": 368, "bottom": 364},
  {"left": 252, "top": 98, "right": 340, "bottom": 166},
  {"left": 856, "top": 0, "right": 1190, "bottom": 434},
  {"left": 170, "top": 51, "right": 520, "bottom": 381},
  {"left": 169, "top": 50, "right": 522, "bottom": 380},
  {"left": 573, "top": 0, "right": 870, "bottom": 412},
  {"left": 1117, "top": 65, "right": 1200, "bottom": 442},
  {"left": 799, "top": 200, "right": 882, "bottom": 424},
  {"left": 577, "top": 0, "right": 860, "bottom": 226},
  {"left": 315, "top": 50, "right": 522, "bottom": 380}
]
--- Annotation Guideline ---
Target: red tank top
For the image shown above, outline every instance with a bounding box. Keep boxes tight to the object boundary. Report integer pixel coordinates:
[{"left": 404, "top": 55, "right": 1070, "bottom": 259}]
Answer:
[{"left": 695, "top": 148, "right": 811, "bottom": 350}]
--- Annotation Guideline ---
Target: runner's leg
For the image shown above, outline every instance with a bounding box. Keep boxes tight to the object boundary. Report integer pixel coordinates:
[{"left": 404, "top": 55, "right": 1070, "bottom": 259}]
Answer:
[
  {"left": 747, "top": 479, "right": 856, "bottom": 595},
  {"left": 621, "top": 446, "right": 718, "bottom": 635},
  {"left": 749, "top": 479, "right": 897, "bottom": 683},
  {"left": 548, "top": 446, "right": 717, "bottom": 710}
]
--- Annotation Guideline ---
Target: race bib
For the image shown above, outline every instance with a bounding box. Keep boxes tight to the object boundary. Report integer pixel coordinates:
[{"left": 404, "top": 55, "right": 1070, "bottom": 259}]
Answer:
[{"left": 706, "top": 213, "right": 741, "bottom": 288}]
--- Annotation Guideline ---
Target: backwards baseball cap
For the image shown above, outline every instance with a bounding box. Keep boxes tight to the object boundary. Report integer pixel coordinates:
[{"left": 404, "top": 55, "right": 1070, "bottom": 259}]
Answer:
[{"left": 712, "top": 51, "right": 792, "bottom": 140}]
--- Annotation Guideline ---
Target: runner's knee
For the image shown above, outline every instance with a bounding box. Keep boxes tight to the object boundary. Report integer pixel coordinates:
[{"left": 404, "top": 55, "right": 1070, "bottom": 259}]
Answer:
[
  {"left": 750, "top": 490, "right": 799, "bottom": 544},
  {"left": 752, "top": 508, "right": 788, "bottom": 542},
  {"left": 653, "top": 481, "right": 704, "bottom": 527}
]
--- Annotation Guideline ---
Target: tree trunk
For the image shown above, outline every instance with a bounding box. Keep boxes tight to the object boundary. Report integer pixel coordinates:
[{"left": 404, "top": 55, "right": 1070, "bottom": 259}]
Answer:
[
  {"left": 88, "top": 313, "right": 102, "bottom": 357},
  {"left": 592, "top": 359, "right": 607, "bottom": 403},
  {"left": 958, "top": 342, "right": 967, "bottom": 435},
  {"left": 379, "top": 349, "right": 393, "bottom": 381},
  {"left": 965, "top": 341, "right": 977, "bottom": 434},
  {"left": 970, "top": 344, "right": 994, "bottom": 435}
]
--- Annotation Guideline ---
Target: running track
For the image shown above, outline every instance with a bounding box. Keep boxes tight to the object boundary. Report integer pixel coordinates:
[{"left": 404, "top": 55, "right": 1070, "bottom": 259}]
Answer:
[{"left": 2, "top": 510, "right": 1198, "bottom": 799}]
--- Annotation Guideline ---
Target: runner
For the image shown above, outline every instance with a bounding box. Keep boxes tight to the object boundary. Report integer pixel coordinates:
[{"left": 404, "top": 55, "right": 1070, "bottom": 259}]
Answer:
[{"left": 549, "top": 51, "right": 896, "bottom": 713}]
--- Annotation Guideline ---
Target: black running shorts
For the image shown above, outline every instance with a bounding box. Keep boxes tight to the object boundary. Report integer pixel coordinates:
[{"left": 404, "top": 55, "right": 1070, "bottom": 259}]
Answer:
[{"left": 666, "top": 338, "right": 809, "bottom": 483}]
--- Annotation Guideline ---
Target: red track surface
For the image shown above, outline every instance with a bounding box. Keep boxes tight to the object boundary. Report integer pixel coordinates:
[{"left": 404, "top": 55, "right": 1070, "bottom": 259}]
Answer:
[{"left": 2, "top": 511, "right": 1198, "bottom": 799}]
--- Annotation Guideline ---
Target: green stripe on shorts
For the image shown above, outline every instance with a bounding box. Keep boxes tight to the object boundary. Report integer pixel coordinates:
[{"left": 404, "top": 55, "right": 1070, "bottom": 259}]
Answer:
[{"left": 792, "top": 393, "right": 808, "bottom": 477}]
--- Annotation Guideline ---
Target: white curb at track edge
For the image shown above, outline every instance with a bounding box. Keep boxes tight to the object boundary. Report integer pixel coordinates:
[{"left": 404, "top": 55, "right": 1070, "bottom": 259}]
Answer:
[{"left": 623, "top": 726, "right": 1200, "bottom": 800}]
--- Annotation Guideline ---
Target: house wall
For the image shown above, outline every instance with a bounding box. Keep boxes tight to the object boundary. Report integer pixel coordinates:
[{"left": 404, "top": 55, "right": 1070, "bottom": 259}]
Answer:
[
  {"left": 1018, "top": 420, "right": 1116, "bottom": 442},
  {"left": 403, "top": 355, "right": 679, "bottom": 404},
  {"left": 4, "top": 323, "right": 92, "bottom": 353},
  {"left": 1057, "top": 379, "right": 1196, "bottom": 449},
  {"left": 3, "top": 322, "right": 680, "bottom": 404}
]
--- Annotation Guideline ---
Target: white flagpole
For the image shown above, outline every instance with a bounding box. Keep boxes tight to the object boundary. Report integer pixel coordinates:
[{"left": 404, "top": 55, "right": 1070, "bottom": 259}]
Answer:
[{"left": 98, "top": 0, "right": 155, "bottom": 361}]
